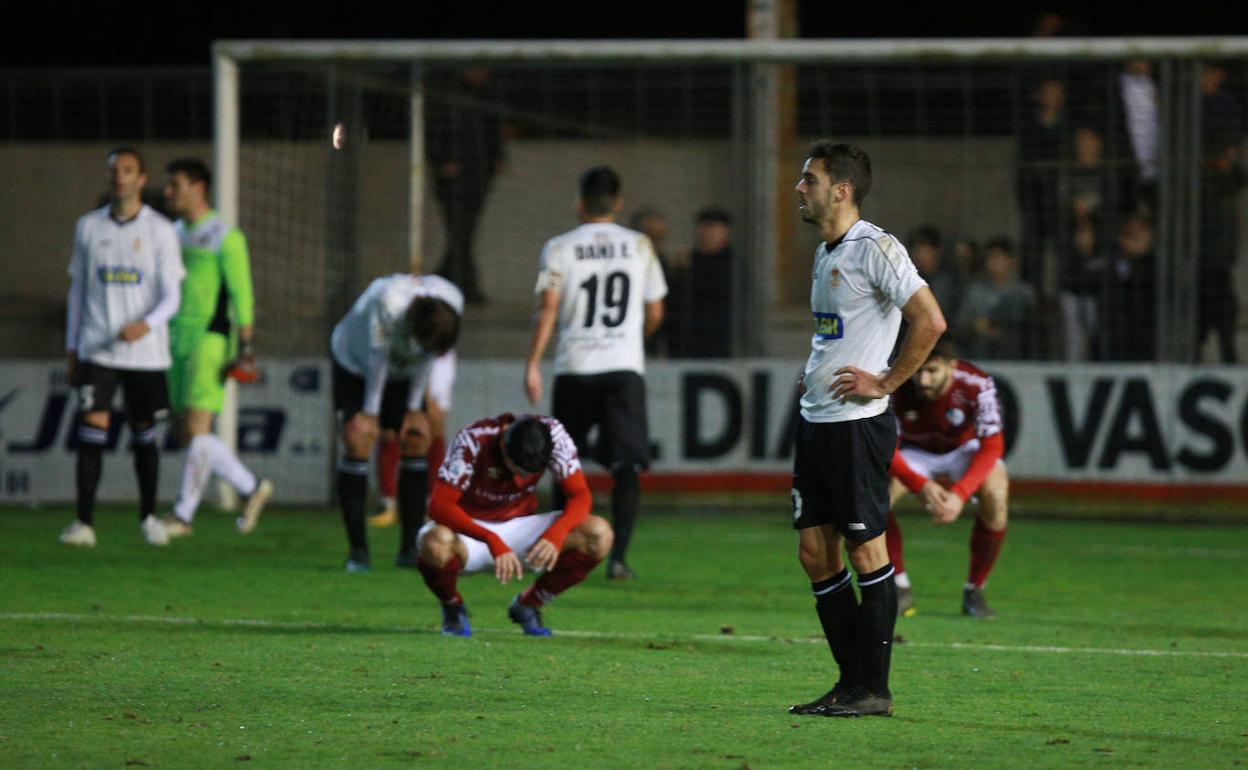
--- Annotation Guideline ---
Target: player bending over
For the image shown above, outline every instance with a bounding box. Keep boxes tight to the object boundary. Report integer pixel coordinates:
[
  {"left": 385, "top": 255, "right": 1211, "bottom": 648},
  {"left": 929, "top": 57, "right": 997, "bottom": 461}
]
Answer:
[
  {"left": 330, "top": 274, "right": 462, "bottom": 572},
  {"left": 417, "top": 413, "right": 613, "bottom": 637},
  {"left": 887, "top": 337, "right": 1008, "bottom": 618},
  {"left": 160, "top": 158, "right": 273, "bottom": 539}
]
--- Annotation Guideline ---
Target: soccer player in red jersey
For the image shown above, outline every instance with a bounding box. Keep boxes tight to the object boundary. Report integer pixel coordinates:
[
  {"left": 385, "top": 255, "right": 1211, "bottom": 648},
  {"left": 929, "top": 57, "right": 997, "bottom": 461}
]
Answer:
[
  {"left": 416, "top": 413, "right": 614, "bottom": 636},
  {"left": 887, "top": 338, "right": 1008, "bottom": 618}
]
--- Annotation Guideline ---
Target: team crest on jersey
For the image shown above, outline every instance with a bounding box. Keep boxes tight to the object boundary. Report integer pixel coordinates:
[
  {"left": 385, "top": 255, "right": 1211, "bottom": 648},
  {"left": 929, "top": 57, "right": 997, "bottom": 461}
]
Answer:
[
  {"left": 486, "top": 466, "right": 506, "bottom": 479},
  {"left": 946, "top": 407, "right": 966, "bottom": 427},
  {"left": 132, "top": 238, "right": 142, "bottom": 252},
  {"left": 904, "top": 410, "right": 918, "bottom": 423},
  {"left": 829, "top": 268, "right": 841, "bottom": 289}
]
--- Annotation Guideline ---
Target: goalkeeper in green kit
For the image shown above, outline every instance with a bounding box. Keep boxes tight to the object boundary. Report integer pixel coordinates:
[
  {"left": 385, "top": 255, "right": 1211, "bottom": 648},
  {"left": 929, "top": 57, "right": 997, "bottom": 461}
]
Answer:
[{"left": 160, "top": 158, "right": 273, "bottom": 538}]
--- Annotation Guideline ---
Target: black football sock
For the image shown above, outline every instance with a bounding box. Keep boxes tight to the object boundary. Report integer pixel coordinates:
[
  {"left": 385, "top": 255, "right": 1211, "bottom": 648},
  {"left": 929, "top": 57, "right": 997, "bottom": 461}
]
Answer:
[
  {"left": 812, "top": 569, "right": 863, "bottom": 688},
  {"left": 75, "top": 424, "right": 107, "bottom": 526},
  {"left": 337, "top": 456, "right": 370, "bottom": 559},
  {"left": 132, "top": 424, "right": 159, "bottom": 520},
  {"left": 609, "top": 464, "right": 640, "bottom": 563},
  {"left": 857, "top": 563, "right": 899, "bottom": 696},
  {"left": 397, "top": 456, "right": 428, "bottom": 555}
]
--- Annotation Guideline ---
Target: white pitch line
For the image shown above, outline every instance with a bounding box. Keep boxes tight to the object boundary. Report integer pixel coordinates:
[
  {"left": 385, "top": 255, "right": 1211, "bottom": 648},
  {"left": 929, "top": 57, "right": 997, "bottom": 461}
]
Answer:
[{"left": 3, "top": 612, "right": 1246, "bottom": 660}]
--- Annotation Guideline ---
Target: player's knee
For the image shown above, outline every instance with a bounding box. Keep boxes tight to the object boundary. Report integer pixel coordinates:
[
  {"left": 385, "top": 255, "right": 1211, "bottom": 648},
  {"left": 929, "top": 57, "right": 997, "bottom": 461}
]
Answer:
[
  {"left": 400, "top": 416, "right": 432, "bottom": 456},
  {"left": 81, "top": 411, "right": 110, "bottom": 430},
  {"left": 419, "top": 525, "right": 457, "bottom": 566},
  {"left": 574, "top": 515, "right": 614, "bottom": 559},
  {"left": 797, "top": 540, "right": 834, "bottom": 580},
  {"left": 342, "top": 419, "right": 378, "bottom": 456}
]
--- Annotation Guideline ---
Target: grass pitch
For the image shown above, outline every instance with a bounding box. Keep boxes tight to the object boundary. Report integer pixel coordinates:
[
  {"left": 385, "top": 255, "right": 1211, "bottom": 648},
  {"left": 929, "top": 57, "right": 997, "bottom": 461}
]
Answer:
[{"left": 1, "top": 503, "right": 1246, "bottom": 768}]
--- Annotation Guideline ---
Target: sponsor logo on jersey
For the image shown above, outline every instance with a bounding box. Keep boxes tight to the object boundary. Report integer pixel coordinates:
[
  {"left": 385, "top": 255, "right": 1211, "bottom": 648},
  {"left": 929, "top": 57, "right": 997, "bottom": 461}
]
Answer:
[
  {"left": 812, "top": 312, "right": 844, "bottom": 340},
  {"left": 946, "top": 407, "right": 966, "bottom": 427},
  {"left": 904, "top": 410, "right": 919, "bottom": 422},
  {"left": 97, "top": 266, "right": 142, "bottom": 285}
]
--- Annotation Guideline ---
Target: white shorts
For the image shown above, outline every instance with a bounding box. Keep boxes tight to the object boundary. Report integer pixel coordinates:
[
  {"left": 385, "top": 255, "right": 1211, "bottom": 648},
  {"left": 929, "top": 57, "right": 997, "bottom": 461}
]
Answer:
[
  {"left": 418, "top": 510, "right": 561, "bottom": 574},
  {"left": 899, "top": 440, "right": 1003, "bottom": 483}
]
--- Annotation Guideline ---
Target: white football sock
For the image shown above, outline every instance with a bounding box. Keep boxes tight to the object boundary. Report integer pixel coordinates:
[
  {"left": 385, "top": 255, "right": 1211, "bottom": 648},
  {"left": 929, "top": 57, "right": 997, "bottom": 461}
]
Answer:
[
  {"left": 173, "top": 434, "right": 214, "bottom": 523},
  {"left": 201, "top": 433, "right": 257, "bottom": 496},
  {"left": 894, "top": 571, "right": 911, "bottom": 589}
]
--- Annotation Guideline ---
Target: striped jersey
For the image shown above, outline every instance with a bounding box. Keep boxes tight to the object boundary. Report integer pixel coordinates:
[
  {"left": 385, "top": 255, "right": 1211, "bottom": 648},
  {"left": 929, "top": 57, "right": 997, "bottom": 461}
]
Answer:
[{"left": 801, "top": 219, "right": 926, "bottom": 424}]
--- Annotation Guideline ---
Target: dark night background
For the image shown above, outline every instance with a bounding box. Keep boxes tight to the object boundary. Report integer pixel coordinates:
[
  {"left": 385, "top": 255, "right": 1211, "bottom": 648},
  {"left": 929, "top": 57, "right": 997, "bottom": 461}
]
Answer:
[{"left": 6, "top": 2, "right": 1245, "bottom": 67}]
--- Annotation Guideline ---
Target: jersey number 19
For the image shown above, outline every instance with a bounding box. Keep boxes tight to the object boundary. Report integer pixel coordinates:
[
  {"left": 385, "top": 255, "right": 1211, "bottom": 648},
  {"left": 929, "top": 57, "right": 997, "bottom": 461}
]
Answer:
[{"left": 579, "top": 272, "right": 630, "bottom": 328}]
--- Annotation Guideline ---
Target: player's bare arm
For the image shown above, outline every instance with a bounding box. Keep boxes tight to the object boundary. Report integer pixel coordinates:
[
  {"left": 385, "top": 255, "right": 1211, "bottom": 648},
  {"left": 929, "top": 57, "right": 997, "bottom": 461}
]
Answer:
[
  {"left": 524, "top": 287, "right": 561, "bottom": 404},
  {"left": 643, "top": 298, "right": 665, "bottom": 338},
  {"left": 830, "top": 286, "right": 946, "bottom": 401}
]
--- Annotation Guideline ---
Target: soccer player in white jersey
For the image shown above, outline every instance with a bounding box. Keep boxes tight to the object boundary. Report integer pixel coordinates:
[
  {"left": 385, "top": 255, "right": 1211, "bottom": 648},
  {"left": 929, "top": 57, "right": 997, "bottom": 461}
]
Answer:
[
  {"left": 60, "top": 147, "right": 185, "bottom": 548},
  {"left": 331, "top": 274, "right": 463, "bottom": 572},
  {"left": 524, "top": 166, "right": 668, "bottom": 580},
  {"left": 787, "top": 142, "right": 946, "bottom": 718}
]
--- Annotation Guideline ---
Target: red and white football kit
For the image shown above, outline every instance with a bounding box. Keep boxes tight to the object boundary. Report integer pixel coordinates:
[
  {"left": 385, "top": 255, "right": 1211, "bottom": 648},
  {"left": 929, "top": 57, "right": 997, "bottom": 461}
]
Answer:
[{"left": 890, "top": 360, "right": 1005, "bottom": 501}]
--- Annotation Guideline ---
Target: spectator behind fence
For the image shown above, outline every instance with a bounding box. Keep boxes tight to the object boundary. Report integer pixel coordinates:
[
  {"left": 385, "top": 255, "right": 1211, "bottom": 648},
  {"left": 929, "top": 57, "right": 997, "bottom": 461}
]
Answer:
[
  {"left": 1098, "top": 215, "right": 1157, "bottom": 362},
  {"left": 908, "top": 225, "right": 961, "bottom": 320},
  {"left": 954, "top": 237, "right": 1036, "bottom": 360},
  {"left": 1198, "top": 138, "right": 1245, "bottom": 363},
  {"left": 631, "top": 207, "right": 675, "bottom": 357},
  {"left": 1016, "top": 76, "right": 1068, "bottom": 292},
  {"left": 668, "top": 207, "right": 735, "bottom": 358},
  {"left": 1058, "top": 127, "right": 1117, "bottom": 361},
  {"left": 427, "top": 67, "right": 506, "bottom": 305}
]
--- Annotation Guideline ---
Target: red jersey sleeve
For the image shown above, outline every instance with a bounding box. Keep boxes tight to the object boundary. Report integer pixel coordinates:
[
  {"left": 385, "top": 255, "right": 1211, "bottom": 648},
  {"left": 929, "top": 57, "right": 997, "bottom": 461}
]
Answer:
[
  {"left": 537, "top": 469, "right": 592, "bottom": 551},
  {"left": 950, "top": 432, "right": 1004, "bottom": 500},
  {"left": 428, "top": 480, "right": 510, "bottom": 557}
]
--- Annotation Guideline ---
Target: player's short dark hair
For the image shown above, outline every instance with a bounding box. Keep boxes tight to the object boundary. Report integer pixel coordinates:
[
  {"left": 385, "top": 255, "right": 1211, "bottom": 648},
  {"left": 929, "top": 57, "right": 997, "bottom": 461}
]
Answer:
[
  {"left": 579, "top": 166, "right": 621, "bottom": 216},
  {"left": 503, "top": 416, "right": 552, "bottom": 473},
  {"left": 407, "top": 297, "right": 460, "bottom": 356},
  {"left": 910, "top": 224, "right": 942, "bottom": 249},
  {"left": 927, "top": 336, "right": 959, "bottom": 363},
  {"left": 166, "top": 158, "right": 212, "bottom": 190},
  {"left": 805, "top": 141, "right": 872, "bottom": 206},
  {"left": 108, "top": 146, "right": 146, "bottom": 173}
]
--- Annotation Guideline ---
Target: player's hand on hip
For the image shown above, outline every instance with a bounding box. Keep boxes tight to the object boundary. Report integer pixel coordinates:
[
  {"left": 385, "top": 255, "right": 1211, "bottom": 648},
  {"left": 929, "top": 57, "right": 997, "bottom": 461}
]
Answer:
[
  {"left": 796, "top": 372, "right": 806, "bottom": 396},
  {"left": 830, "top": 365, "right": 888, "bottom": 403},
  {"left": 495, "top": 551, "right": 523, "bottom": 584},
  {"left": 524, "top": 363, "right": 543, "bottom": 405},
  {"left": 119, "top": 321, "right": 150, "bottom": 343},
  {"left": 525, "top": 538, "right": 559, "bottom": 573}
]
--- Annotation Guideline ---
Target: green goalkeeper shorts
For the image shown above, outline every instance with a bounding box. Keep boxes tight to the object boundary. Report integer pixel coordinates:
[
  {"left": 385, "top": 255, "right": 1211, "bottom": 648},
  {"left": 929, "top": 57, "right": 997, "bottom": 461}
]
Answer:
[{"left": 169, "top": 328, "right": 229, "bottom": 414}]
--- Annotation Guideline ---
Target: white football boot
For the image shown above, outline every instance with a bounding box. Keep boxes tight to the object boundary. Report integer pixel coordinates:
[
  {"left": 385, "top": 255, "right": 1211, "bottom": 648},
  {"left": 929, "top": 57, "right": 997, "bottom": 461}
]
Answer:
[{"left": 58, "top": 520, "right": 97, "bottom": 547}]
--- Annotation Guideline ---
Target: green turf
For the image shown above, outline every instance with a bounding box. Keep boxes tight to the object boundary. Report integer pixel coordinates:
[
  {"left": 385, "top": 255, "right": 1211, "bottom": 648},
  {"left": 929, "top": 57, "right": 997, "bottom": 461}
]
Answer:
[{"left": 2, "top": 505, "right": 1246, "bottom": 768}]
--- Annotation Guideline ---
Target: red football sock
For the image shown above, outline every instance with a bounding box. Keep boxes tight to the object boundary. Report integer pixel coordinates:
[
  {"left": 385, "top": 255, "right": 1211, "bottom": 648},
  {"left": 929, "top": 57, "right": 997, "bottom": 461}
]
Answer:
[
  {"left": 377, "top": 437, "right": 399, "bottom": 500},
  {"left": 520, "top": 550, "right": 601, "bottom": 607},
  {"left": 967, "top": 520, "right": 1006, "bottom": 588},
  {"left": 427, "top": 437, "right": 446, "bottom": 478},
  {"left": 885, "top": 509, "right": 905, "bottom": 575},
  {"left": 417, "top": 555, "right": 463, "bottom": 605}
]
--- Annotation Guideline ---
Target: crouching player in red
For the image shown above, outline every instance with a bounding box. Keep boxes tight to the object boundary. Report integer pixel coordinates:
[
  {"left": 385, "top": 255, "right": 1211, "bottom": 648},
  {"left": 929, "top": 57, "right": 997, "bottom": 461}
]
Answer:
[
  {"left": 417, "top": 413, "right": 614, "bottom": 636},
  {"left": 887, "top": 338, "right": 1008, "bottom": 618}
]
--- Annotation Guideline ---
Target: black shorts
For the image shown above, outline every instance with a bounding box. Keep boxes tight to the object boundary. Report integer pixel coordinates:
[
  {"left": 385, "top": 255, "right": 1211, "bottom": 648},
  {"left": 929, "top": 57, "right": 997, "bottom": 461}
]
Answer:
[
  {"left": 332, "top": 359, "right": 412, "bottom": 431},
  {"left": 552, "top": 371, "right": 650, "bottom": 469},
  {"left": 74, "top": 361, "right": 170, "bottom": 425},
  {"left": 791, "top": 412, "right": 894, "bottom": 541}
]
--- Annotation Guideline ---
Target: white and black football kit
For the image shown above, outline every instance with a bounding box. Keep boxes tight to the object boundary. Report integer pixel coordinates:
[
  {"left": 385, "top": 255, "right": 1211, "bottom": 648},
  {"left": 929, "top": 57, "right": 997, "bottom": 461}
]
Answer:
[
  {"left": 535, "top": 222, "right": 668, "bottom": 467},
  {"left": 791, "top": 219, "right": 926, "bottom": 540}
]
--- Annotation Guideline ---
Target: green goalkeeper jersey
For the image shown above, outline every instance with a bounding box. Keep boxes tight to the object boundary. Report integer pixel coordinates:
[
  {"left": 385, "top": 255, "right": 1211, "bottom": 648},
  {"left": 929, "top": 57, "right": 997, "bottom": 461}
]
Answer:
[{"left": 171, "top": 210, "right": 255, "bottom": 333}]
